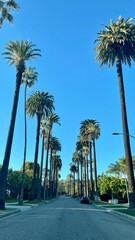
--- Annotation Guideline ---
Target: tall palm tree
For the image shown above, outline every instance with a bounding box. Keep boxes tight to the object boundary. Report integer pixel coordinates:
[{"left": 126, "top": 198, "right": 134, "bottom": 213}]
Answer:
[
  {"left": 48, "top": 136, "right": 61, "bottom": 198},
  {"left": 76, "top": 135, "right": 88, "bottom": 197},
  {"left": 94, "top": 16, "right": 135, "bottom": 208},
  {"left": 55, "top": 155, "right": 62, "bottom": 197},
  {"left": 0, "top": 0, "right": 19, "bottom": 28},
  {"left": 80, "top": 119, "right": 100, "bottom": 200},
  {"left": 19, "top": 67, "right": 38, "bottom": 205},
  {"left": 43, "top": 113, "right": 61, "bottom": 199},
  {"left": 0, "top": 40, "right": 41, "bottom": 210},
  {"left": 37, "top": 120, "right": 48, "bottom": 200},
  {"left": 72, "top": 151, "right": 81, "bottom": 197},
  {"left": 70, "top": 163, "right": 78, "bottom": 197},
  {"left": 68, "top": 173, "right": 73, "bottom": 196},
  {"left": 26, "top": 91, "right": 54, "bottom": 200}
]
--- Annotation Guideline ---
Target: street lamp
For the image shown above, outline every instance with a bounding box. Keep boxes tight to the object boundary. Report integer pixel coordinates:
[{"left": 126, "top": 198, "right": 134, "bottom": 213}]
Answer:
[{"left": 112, "top": 132, "right": 135, "bottom": 138}]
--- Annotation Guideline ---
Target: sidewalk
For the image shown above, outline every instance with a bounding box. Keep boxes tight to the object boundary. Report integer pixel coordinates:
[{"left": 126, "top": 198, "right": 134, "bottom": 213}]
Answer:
[
  {"left": 0, "top": 201, "right": 40, "bottom": 219},
  {"left": 0, "top": 199, "right": 56, "bottom": 219}
]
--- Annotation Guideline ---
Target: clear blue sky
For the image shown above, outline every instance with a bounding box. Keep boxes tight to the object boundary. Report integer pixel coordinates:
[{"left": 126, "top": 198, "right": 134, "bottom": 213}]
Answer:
[{"left": 0, "top": 0, "right": 135, "bottom": 179}]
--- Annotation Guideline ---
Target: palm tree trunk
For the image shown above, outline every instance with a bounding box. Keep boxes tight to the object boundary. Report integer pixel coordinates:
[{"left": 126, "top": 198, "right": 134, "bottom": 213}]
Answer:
[
  {"left": 84, "top": 157, "right": 87, "bottom": 196},
  {"left": 86, "top": 155, "right": 89, "bottom": 197},
  {"left": 43, "top": 131, "right": 51, "bottom": 199},
  {"left": 80, "top": 151, "right": 83, "bottom": 197},
  {"left": 49, "top": 149, "right": 52, "bottom": 197},
  {"left": 19, "top": 84, "right": 27, "bottom": 205},
  {"left": 30, "top": 115, "right": 41, "bottom": 200},
  {"left": 0, "top": 64, "right": 24, "bottom": 210},
  {"left": 53, "top": 158, "right": 56, "bottom": 197},
  {"left": 70, "top": 177, "right": 72, "bottom": 196},
  {"left": 77, "top": 161, "right": 80, "bottom": 196},
  {"left": 93, "top": 139, "right": 98, "bottom": 200},
  {"left": 73, "top": 172, "right": 75, "bottom": 197},
  {"left": 37, "top": 136, "right": 45, "bottom": 200},
  {"left": 116, "top": 57, "right": 135, "bottom": 208},
  {"left": 89, "top": 141, "right": 94, "bottom": 200}
]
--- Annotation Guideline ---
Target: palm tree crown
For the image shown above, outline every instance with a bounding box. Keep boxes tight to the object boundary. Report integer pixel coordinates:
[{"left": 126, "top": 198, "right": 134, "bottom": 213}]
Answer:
[
  {"left": 0, "top": 0, "right": 19, "bottom": 27},
  {"left": 21, "top": 67, "right": 38, "bottom": 87},
  {"left": 3, "top": 40, "right": 41, "bottom": 70},
  {"left": 26, "top": 91, "right": 54, "bottom": 118},
  {"left": 80, "top": 119, "right": 100, "bottom": 141},
  {"left": 94, "top": 16, "right": 135, "bottom": 67}
]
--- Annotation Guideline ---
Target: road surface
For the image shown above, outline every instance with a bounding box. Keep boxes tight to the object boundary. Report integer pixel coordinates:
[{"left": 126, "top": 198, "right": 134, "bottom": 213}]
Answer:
[{"left": 0, "top": 196, "right": 135, "bottom": 240}]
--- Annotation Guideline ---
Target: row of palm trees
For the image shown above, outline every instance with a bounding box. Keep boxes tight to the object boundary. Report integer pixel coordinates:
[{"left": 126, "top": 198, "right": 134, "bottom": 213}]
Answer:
[
  {"left": 69, "top": 119, "right": 100, "bottom": 200},
  {"left": 0, "top": 39, "right": 63, "bottom": 209},
  {"left": 0, "top": 1, "right": 63, "bottom": 209}
]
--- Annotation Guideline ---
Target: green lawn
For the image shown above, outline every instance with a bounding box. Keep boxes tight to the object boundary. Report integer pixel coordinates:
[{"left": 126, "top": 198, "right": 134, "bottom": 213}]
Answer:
[
  {"left": 5, "top": 198, "right": 18, "bottom": 203},
  {"left": 101, "top": 205, "right": 127, "bottom": 209},
  {"left": 114, "top": 209, "right": 135, "bottom": 217}
]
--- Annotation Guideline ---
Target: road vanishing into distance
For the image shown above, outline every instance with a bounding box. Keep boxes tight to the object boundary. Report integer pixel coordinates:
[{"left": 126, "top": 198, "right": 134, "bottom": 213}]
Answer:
[{"left": 0, "top": 196, "right": 135, "bottom": 240}]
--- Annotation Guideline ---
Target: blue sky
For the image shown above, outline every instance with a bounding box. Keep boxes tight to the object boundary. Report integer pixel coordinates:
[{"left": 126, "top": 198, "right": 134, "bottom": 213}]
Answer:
[{"left": 0, "top": 0, "right": 135, "bottom": 179}]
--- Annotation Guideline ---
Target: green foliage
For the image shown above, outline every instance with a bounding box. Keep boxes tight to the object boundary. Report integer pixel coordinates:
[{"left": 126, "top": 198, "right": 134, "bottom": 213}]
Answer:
[
  {"left": 98, "top": 174, "right": 126, "bottom": 198},
  {"left": 7, "top": 170, "right": 32, "bottom": 198},
  {"left": 20, "top": 161, "right": 40, "bottom": 178}
]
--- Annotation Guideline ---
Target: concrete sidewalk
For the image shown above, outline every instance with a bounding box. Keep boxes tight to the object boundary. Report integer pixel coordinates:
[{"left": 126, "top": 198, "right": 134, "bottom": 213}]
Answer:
[{"left": 0, "top": 202, "right": 39, "bottom": 219}]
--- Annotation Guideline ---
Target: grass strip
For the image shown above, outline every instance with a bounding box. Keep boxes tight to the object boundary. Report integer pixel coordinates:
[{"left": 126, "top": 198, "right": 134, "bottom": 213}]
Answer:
[{"left": 114, "top": 209, "right": 135, "bottom": 217}]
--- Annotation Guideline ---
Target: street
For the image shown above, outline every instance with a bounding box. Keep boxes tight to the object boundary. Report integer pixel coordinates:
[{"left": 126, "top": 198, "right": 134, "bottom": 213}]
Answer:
[{"left": 0, "top": 196, "right": 135, "bottom": 240}]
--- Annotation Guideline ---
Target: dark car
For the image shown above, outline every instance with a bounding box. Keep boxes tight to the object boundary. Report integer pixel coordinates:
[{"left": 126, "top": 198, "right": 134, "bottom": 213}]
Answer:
[{"left": 80, "top": 196, "right": 90, "bottom": 204}]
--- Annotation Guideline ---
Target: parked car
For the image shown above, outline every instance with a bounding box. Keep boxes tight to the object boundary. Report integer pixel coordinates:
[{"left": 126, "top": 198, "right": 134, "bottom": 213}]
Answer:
[{"left": 80, "top": 196, "right": 90, "bottom": 204}]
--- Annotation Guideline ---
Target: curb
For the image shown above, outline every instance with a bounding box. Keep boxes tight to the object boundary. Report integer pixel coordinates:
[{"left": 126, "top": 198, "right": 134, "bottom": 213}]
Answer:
[
  {"left": 92, "top": 203, "right": 135, "bottom": 222},
  {"left": 0, "top": 209, "right": 21, "bottom": 219}
]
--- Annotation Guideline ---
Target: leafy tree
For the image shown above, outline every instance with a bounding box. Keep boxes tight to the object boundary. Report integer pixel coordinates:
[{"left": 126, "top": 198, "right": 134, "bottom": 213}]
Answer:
[
  {"left": 0, "top": 0, "right": 19, "bottom": 28},
  {"left": 94, "top": 16, "right": 135, "bottom": 208},
  {"left": 0, "top": 40, "right": 41, "bottom": 210},
  {"left": 7, "top": 170, "right": 31, "bottom": 199},
  {"left": 98, "top": 174, "right": 126, "bottom": 199}
]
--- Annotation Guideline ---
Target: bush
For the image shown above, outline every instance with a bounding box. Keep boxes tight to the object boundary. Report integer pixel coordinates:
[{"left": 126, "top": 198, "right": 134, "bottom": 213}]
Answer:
[{"left": 100, "top": 194, "right": 112, "bottom": 202}]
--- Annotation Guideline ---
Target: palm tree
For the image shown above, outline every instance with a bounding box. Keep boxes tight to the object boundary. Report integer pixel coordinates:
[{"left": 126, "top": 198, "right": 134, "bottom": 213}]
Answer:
[
  {"left": 0, "top": 40, "right": 41, "bottom": 210},
  {"left": 72, "top": 151, "right": 81, "bottom": 196},
  {"left": 76, "top": 135, "right": 88, "bottom": 197},
  {"left": 43, "top": 113, "right": 61, "bottom": 199},
  {"left": 70, "top": 163, "right": 78, "bottom": 197},
  {"left": 94, "top": 16, "right": 135, "bottom": 208},
  {"left": 0, "top": 0, "right": 19, "bottom": 28},
  {"left": 80, "top": 119, "right": 100, "bottom": 200},
  {"left": 19, "top": 67, "right": 38, "bottom": 205},
  {"left": 67, "top": 173, "right": 73, "bottom": 196},
  {"left": 106, "top": 162, "right": 121, "bottom": 178},
  {"left": 26, "top": 91, "right": 54, "bottom": 200},
  {"left": 48, "top": 136, "right": 61, "bottom": 198},
  {"left": 55, "top": 156, "right": 62, "bottom": 197},
  {"left": 37, "top": 120, "right": 48, "bottom": 200}
]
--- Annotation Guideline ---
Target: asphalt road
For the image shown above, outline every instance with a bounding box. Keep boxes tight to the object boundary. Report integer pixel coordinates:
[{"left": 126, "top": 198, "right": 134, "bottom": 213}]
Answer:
[{"left": 0, "top": 196, "right": 135, "bottom": 240}]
